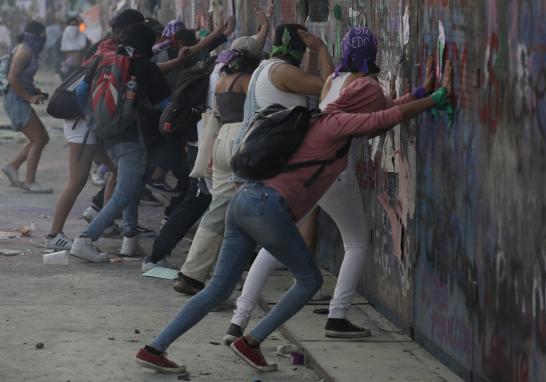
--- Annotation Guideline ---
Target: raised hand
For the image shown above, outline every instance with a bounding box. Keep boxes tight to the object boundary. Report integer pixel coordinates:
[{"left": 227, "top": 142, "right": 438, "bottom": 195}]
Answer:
[
  {"left": 442, "top": 59, "right": 453, "bottom": 98},
  {"left": 424, "top": 55, "right": 435, "bottom": 94}
]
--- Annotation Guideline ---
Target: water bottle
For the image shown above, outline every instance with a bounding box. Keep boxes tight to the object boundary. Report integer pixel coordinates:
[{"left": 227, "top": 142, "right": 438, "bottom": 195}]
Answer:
[{"left": 126, "top": 75, "right": 137, "bottom": 101}]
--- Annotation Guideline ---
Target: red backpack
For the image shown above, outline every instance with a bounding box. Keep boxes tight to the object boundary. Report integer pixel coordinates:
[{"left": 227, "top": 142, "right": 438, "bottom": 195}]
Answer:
[{"left": 89, "top": 46, "right": 136, "bottom": 139}]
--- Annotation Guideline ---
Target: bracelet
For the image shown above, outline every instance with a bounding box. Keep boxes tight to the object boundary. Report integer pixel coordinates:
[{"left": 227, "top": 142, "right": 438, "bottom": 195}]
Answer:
[{"left": 411, "top": 86, "right": 427, "bottom": 99}]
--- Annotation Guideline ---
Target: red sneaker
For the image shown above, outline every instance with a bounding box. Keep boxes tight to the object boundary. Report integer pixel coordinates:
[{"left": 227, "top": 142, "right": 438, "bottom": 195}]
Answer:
[
  {"left": 135, "top": 347, "right": 187, "bottom": 374},
  {"left": 230, "top": 337, "right": 277, "bottom": 372}
]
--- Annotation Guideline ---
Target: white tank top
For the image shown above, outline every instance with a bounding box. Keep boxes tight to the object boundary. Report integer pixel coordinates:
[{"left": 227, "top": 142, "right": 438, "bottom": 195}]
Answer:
[
  {"left": 254, "top": 58, "right": 308, "bottom": 109},
  {"left": 318, "top": 72, "right": 360, "bottom": 171}
]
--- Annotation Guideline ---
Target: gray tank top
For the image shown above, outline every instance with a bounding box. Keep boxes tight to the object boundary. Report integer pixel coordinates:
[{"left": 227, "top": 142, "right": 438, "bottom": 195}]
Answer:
[
  {"left": 16, "top": 42, "right": 39, "bottom": 93},
  {"left": 215, "top": 73, "right": 246, "bottom": 124}
]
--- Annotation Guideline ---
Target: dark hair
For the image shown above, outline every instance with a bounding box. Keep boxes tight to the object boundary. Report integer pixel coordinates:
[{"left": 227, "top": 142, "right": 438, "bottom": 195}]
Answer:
[
  {"left": 18, "top": 21, "right": 46, "bottom": 43},
  {"left": 120, "top": 23, "right": 155, "bottom": 59},
  {"left": 24, "top": 21, "right": 46, "bottom": 35},
  {"left": 110, "top": 9, "right": 144, "bottom": 34},
  {"left": 271, "top": 23, "right": 307, "bottom": 65},
  {"left": 343, "top": 60, "right": 381, "bottom": 75},
  {"left": 221, "top": 49, "right": 261, "bottom": 75},
  {"left": 174, "top": 28, "right": 197, "bottom": 46},
  {"left": 144, "top": 17, "right": 164, "bottom": 38},
  {"left": 66, "top": 16, "right": 80, "bottom": 26}
]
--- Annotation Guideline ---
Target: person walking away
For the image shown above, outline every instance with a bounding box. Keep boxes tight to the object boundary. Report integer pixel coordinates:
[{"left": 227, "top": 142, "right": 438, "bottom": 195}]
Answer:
[
  {"left": 135, "top": 52, "right": 455, "bottom": 374},
  {"left": 69, "top": 23, "right": 173, "bottom": 262},
  {"left": 224, "top": 27, "right": 438, "bottom": 342},
  {"left": 2, "top": 21, "right": 51, "bottom": 193}
]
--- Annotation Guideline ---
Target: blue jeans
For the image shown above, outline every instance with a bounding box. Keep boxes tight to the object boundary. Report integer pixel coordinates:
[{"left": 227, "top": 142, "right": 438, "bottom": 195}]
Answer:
[
  {"left": 84, "top": 142, "right": 146, "bottom": 240},
  {"left": 152, "top": 182, "right": 322, "bottom": 351}
]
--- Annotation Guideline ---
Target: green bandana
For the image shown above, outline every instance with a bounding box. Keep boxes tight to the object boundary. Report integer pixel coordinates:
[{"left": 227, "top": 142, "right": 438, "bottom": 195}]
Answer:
[{"left": 271, "top": 28, "right": 304, "bottom": 63}]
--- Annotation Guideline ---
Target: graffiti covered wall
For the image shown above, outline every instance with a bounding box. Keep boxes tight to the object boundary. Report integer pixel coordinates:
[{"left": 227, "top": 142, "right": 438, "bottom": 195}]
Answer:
[{"left": 168, "top": 1, "right": 545, "bottom": 381}]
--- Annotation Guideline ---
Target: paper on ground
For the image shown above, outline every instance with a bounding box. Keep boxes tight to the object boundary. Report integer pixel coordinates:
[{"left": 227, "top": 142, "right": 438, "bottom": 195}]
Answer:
[{"left": 142, "top": 266, "right": 179, "bottom": 280}]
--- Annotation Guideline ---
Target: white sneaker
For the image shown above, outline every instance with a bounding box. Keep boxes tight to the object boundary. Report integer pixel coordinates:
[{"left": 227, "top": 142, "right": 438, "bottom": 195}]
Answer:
[
  {"left": 141, "top": 257, "right": 177, "bottom": 273},
  {"left": 81, "top": 206, "right": 99, "bottom": 223},
  {"left": 120, "top": 236, "right": 143, "bottom": 257},
  {"left": 91, "top": 171, "right": 107, "bottom": 187},
  {"left": 45, "top": 233, "right": 73, "bottom": 250},
  {"left": 23, "top": 182, "right": 53, "bottom": 194},
  {"left": 2, "top": 164, "right": 21, "bottom": 187},
  {"left": 70, "top": 237, "right": 111, "bottom": 263}
]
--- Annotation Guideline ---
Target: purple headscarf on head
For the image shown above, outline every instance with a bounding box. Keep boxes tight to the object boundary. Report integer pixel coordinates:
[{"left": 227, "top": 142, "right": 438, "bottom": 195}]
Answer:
[
  {"left": 334, "top": 27, "right": 378, "bottom": 78},
  {"left": 162, "top": 19, "right": 186, "bottom": 38},
  {"left": 216, "top": 49, "right": 238, "bottom": 64}
]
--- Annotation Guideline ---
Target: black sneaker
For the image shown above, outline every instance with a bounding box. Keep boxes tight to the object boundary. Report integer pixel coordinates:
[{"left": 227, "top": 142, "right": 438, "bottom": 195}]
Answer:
[
  {"left": 146, "top": 181, "right": 179, "bottom": 196},
  {"left": 140, "top": 188, "right": 163, "bottom": 207},
  {"left": 223, "top": 323, "right": 243, "bottom": 345},
  {"left": 172, "top": 273, "right": 205, "bottom": 295},
  {"left": 325, "top": 318, "right": 372, "bottom": 338},
  {"left": 136, "top": 224, "right": 155, "bottom": 237}
]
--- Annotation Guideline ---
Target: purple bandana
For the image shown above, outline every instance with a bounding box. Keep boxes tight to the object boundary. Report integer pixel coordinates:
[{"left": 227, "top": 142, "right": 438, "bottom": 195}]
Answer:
[
  {"left": 334, "top": 27, "right": 378, "bottom": 78},
  {"left": 162, "top": 19, "right": 185, "bottom": 38},
  {"left": 22, "top": 32, "right": 46, "bottom": 56},
  {"left": 216, "top": 49, "right": 238, "bottom": 64}
]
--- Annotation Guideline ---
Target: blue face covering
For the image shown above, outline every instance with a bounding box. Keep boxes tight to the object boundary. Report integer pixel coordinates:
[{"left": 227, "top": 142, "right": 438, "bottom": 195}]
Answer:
[{"left": 22, "top": 32, "right": 46, "bottom": 56}]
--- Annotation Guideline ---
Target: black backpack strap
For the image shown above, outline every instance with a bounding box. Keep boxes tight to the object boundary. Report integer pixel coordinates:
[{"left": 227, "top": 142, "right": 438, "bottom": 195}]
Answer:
[{"left": 283, "top": 138, "right": 352, "bottom": 188}]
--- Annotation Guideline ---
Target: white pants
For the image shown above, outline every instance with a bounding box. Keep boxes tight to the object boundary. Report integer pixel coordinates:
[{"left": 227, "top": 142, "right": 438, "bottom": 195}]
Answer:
[{"left": 231, "top": 167, "right": 367, "bottom": 328}]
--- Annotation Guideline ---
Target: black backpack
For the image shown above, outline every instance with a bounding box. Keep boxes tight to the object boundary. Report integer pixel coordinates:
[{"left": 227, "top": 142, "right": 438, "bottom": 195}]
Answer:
[
  {"left": 159, "top": 61, "right": 215, "bottom": 141},
  {"left": 46, "top": 67, "right": 87, "bottom": 120},
  {"left": 231, "top": 104, "right": 351, "bottom": 188}
]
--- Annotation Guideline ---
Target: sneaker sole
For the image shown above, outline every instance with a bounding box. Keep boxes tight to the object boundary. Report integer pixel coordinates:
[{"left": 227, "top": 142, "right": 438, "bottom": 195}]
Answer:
[
  {"left": 135, "top": 358, "right": 187, "bottom": 374},
  {"left": 145, "top": 184, "right": 180, "bottom": 196},
  {"left": 46, "top": 243, "right": 72, "bottom": 251},
  {"left": 172, "top": 284, "right": 201, "bottom": 296},
  {"left": 230, "top": 343, "right": 277, "bottom": 372},
  {"left": 325, "top": 329, "right": 372, "bottom": 338},
  {"left": 69, "top": 250, "right": 110, "bottom": 263},
  {"left": 23, "top": 188, "right": 53, "bottom": 194}
]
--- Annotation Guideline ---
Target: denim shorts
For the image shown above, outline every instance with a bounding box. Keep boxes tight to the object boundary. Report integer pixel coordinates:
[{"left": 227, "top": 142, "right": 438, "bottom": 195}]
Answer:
[{"left": 3, "top": 90, "right": 32, "bottom": 131}]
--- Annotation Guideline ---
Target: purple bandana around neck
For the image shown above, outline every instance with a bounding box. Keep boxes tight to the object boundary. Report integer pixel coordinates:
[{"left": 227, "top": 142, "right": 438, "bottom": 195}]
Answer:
[
  {"left": 162, "top": 20, "right": 186, "bottom": 38},
  {"left": 334, "top": 27, "right": 378, "bottom": 78},
  {"left": 22, "top": 32, "right": 46, "bottom": 56}
]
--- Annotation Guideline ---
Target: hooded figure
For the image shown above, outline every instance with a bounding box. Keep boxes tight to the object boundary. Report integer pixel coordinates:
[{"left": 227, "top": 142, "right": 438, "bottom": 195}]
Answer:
[{"left": 120, "top": 23, "right": 156, "bottom": 59}]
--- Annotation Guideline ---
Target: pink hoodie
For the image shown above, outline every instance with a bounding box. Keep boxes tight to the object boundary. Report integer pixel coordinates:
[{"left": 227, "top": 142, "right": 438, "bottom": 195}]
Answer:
[{"left": 265, "top": 77, "right": 409, "bottom": 220}]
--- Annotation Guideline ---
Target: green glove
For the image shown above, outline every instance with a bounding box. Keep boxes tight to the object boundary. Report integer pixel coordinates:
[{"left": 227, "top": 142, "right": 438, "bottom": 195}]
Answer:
[
  {"left": 430, "top": 87, "right": 455, "bottom": 126},
  {"left": 431, "top": 87, "right": 448, "bottom": 109}
]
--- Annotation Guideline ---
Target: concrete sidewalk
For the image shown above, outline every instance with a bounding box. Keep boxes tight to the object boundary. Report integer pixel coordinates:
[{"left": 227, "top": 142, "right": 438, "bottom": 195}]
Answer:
[{"left": 255, "top": 271, "right": 464, "bottom": 382}]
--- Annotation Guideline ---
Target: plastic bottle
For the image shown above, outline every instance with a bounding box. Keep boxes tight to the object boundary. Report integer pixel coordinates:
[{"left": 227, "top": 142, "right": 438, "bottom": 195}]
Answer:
[{"left": 126, "top": 75, "right": 137, "bottom": 101}]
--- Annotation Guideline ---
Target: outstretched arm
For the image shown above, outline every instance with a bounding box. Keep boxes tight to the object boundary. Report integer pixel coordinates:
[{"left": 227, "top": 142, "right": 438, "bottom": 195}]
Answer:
[{"left": 254, "top": 8, "right": 270, "bottom": 53}]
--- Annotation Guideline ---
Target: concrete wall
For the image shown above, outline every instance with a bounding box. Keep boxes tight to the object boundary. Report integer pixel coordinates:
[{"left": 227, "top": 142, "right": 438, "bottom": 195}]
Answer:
[{"left": 168, "top": 1, "right": 546, "bottom": 381}]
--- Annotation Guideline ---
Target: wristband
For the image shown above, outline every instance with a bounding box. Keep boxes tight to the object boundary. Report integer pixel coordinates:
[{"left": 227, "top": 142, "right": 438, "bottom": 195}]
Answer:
[
  {"left": 411, "top": 86, "right": 427, "bottom": 99},
  {"left": 431, "top": 87, "right": 448, "bottom": 108}
]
